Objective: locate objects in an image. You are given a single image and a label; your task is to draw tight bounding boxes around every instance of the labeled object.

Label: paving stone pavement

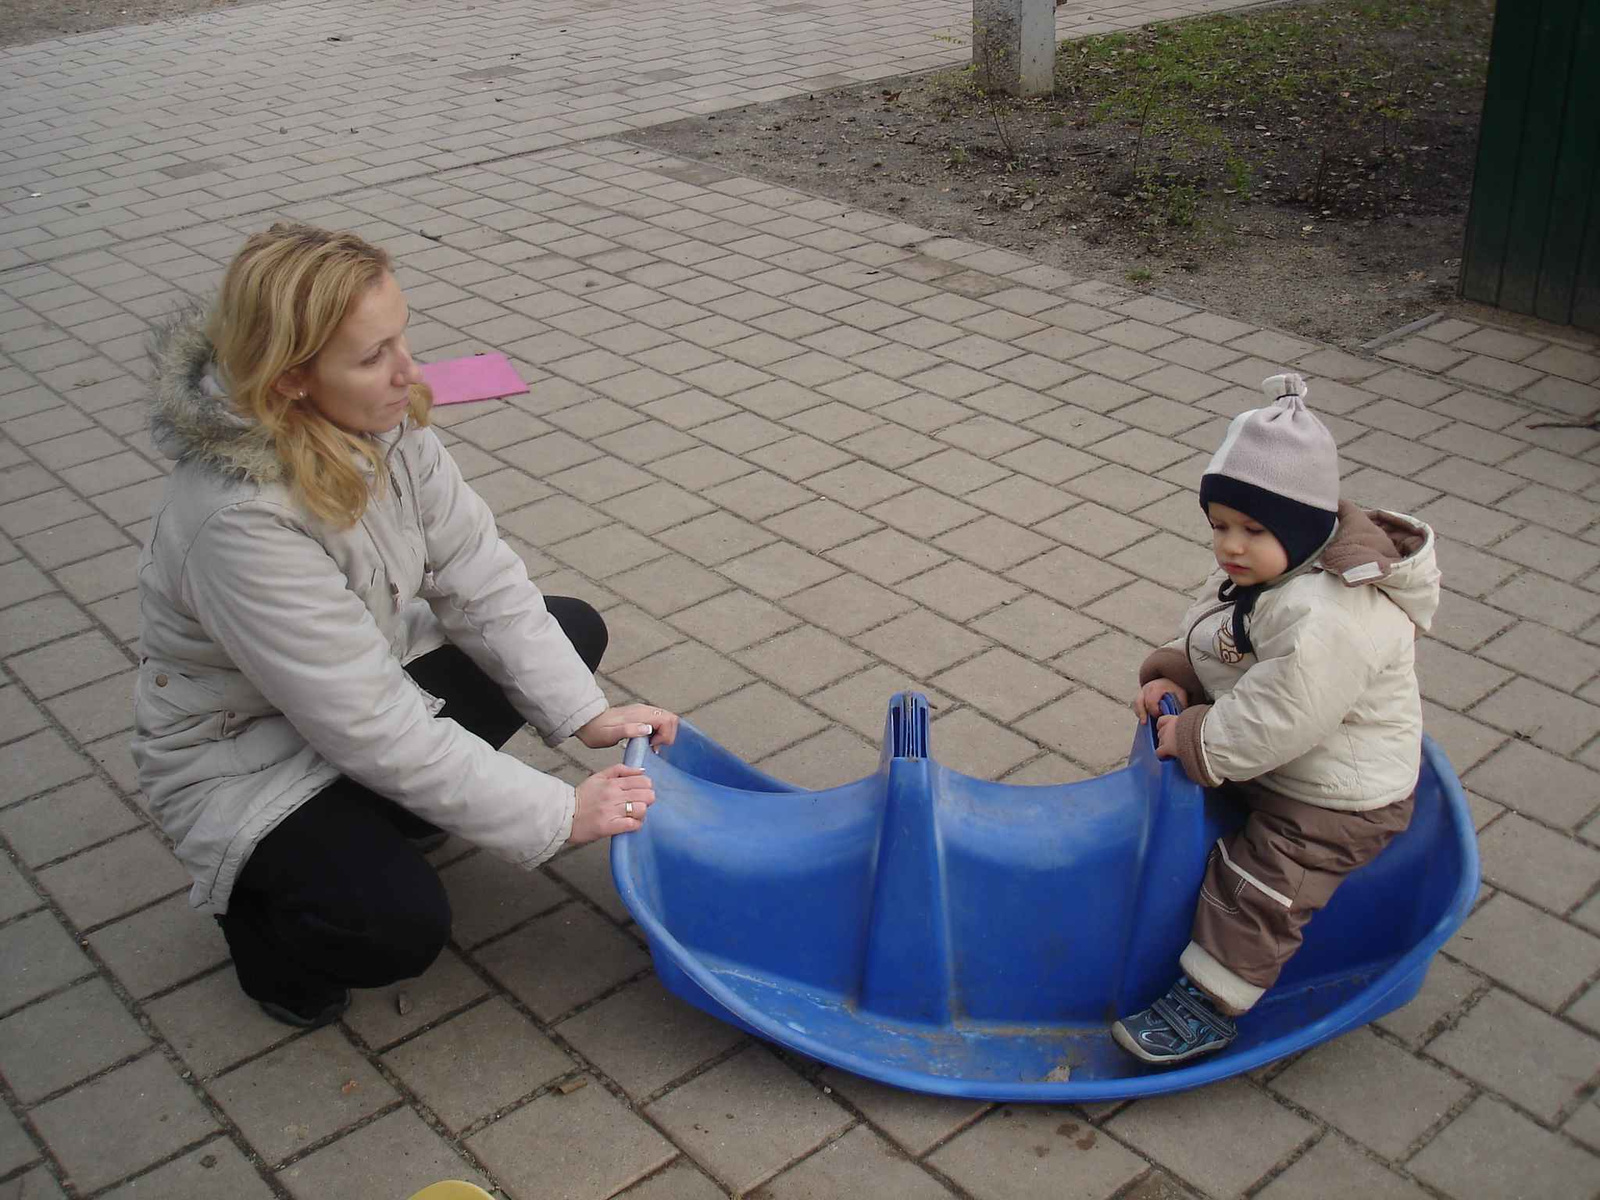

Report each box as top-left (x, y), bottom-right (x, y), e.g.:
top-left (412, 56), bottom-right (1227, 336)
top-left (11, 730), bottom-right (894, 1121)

top-left (3, 0), bottom-right (1600, 1198)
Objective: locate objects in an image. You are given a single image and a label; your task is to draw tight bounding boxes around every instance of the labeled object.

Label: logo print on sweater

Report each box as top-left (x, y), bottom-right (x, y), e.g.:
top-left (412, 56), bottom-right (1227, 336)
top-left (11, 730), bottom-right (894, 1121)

top-left (1214, 620), bottom-right (1245, 665)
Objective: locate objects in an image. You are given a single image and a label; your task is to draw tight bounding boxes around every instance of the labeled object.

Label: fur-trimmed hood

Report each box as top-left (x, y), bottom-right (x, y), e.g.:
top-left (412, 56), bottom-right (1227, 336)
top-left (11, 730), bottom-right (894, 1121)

top-left (148, 302), bottom-right (285, 485)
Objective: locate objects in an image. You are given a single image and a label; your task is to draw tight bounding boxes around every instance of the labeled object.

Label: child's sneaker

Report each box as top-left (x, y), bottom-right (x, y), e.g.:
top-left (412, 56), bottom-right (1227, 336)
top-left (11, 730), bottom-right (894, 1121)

top-left (1112, 976), bottom-right (1237, 1065)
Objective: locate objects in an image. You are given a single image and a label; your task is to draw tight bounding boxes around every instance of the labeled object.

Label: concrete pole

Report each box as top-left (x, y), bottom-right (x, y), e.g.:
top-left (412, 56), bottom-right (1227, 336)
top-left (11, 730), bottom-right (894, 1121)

top-left (972, 0), bottom-right (1055, 97)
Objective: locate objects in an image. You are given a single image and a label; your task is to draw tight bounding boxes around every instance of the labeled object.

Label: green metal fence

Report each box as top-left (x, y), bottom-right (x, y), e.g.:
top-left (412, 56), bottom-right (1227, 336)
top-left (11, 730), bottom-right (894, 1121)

top-left (1460, 0), bottom-right (1600, 332)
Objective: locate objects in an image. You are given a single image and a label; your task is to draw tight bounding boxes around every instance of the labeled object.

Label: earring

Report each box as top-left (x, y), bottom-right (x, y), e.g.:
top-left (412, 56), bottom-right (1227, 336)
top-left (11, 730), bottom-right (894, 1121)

top-left (296, 391), bottom-right (307, 400)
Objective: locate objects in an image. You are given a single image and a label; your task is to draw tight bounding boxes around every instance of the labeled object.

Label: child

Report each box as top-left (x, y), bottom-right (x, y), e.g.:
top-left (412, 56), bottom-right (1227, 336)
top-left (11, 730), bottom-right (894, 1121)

top-left (1112, 373), bottom-right (1440, 1065)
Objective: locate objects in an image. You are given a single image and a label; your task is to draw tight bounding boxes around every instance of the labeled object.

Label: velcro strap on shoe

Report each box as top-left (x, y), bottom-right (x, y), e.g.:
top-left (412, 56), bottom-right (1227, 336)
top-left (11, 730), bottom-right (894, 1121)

top-left (1151, 988), bottom-right (1235, 1042)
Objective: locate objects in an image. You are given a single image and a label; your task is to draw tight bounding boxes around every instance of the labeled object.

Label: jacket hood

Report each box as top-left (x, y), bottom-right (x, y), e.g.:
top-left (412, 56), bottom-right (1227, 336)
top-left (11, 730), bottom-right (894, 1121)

top-left (1319, 500), bottom-right (1440, 631)
top-left (148, 301), bottom-right (286, 485)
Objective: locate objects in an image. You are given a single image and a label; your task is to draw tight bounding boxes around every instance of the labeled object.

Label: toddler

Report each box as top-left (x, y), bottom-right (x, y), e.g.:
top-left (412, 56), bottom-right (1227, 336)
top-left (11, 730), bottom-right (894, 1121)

top-left (1112, 373), bottom-right (1441, 1065)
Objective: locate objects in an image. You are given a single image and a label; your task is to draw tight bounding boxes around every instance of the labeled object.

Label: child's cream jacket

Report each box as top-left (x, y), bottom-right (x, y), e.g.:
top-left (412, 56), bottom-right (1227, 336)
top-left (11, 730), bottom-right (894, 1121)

top-left (1139, 503), bottom-right (1440, 811)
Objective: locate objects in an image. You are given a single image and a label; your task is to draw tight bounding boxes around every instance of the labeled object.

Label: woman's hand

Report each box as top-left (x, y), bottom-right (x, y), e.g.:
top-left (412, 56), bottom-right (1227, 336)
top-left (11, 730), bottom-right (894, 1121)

top-left (576, 703), bottom-right (680, 751)
top-left (568, 764), bottom-right (655, 845)
top-left (1133, 678), bottom-right (1187, 724)
top-left (1155, 714), bottom-right (1179, 760)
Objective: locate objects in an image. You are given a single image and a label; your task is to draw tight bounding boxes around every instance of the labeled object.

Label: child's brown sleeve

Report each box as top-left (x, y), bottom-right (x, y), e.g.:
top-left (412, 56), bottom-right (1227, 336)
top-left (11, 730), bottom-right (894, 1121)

top-left (1138, 647), bottom-right (1205, 702)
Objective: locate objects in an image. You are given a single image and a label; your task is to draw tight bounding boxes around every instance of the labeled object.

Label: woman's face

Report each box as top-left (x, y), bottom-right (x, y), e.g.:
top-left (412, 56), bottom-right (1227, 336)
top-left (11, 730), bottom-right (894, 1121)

top-left (290, 272), bottom-right (422, 435)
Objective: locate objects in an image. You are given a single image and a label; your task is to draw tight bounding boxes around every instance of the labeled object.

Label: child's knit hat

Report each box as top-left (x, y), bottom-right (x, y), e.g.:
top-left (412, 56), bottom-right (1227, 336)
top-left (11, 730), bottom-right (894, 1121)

top-left (1199, 373), bottom-right (1340, 570)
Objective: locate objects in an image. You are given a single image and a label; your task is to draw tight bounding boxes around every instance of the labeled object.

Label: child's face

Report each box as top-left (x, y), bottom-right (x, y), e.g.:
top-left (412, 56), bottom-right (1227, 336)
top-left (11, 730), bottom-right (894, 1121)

top-left (1207, 503), bottom-right (1289, 587)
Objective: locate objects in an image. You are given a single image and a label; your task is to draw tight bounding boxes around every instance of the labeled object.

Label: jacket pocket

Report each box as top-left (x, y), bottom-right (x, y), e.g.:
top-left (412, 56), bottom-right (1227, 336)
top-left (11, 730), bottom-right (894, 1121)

top-left (136, 663), bottom-right (225, 742)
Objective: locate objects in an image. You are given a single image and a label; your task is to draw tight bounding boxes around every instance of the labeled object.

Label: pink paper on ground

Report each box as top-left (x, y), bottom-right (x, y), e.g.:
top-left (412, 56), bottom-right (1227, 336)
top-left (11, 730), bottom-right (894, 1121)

top-left (420, 353), bottom-right (528, 405)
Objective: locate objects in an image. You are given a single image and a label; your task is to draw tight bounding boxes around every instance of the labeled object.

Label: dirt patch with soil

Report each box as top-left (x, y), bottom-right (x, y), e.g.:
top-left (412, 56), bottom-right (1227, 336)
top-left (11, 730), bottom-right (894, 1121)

top-left (629, 0), bottom-right (1497, 350)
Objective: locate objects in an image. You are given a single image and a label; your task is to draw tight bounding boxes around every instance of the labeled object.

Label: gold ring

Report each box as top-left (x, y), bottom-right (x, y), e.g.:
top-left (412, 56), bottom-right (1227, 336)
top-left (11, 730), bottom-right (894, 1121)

top-left (625, 801), bottom-right (634, 816)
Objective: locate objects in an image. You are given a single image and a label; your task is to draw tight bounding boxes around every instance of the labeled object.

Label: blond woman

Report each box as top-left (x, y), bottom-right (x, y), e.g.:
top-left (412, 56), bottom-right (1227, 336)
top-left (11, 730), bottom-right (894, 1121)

top-left (133, 224), bottom-right (678, 1027)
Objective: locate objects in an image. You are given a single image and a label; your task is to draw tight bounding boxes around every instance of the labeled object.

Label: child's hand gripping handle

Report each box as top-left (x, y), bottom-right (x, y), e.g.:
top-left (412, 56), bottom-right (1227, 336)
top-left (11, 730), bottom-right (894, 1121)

top-left (1151, 693), bottom-right (1182, 752)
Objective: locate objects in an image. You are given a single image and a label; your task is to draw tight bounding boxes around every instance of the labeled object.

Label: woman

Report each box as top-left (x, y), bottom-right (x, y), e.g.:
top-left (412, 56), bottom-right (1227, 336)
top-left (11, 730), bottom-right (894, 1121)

top-left (133, 223), bottom-right (679, 1027)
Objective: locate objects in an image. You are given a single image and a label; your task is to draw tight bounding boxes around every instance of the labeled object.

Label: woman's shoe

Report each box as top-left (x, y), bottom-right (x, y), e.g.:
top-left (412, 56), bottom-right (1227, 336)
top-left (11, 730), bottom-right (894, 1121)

top-left (258, 988), bottom-right (352, 1029)
top-left (1112, 976), bottom-right (1237, 1065)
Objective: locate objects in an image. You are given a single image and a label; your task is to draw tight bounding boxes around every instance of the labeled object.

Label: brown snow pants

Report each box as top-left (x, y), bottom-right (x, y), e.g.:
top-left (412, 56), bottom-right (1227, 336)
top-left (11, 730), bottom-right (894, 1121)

top-left (1188, 781), bottom-right (1413, 1012)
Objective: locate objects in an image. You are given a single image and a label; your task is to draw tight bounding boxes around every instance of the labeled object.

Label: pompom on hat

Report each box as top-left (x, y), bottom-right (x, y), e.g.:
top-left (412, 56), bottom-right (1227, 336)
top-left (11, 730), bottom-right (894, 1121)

top-left (1198, 373), bottom-right (1340, 572)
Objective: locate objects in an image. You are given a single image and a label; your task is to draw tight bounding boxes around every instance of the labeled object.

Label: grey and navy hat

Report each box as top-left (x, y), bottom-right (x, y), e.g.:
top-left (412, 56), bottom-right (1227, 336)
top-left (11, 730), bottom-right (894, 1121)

top-left (1198, 373), bottom-right (1340, 571)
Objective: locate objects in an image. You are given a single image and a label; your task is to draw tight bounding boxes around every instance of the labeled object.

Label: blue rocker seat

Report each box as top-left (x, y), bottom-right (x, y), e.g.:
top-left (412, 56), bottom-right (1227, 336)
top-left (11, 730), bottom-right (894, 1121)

top-left (610, 693), bottom-right (1479, 1101)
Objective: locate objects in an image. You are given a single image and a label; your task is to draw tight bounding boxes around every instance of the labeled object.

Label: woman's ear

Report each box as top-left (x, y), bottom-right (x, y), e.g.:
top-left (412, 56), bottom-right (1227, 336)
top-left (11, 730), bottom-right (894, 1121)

top-left (273, 366), bottom-right (309, 402)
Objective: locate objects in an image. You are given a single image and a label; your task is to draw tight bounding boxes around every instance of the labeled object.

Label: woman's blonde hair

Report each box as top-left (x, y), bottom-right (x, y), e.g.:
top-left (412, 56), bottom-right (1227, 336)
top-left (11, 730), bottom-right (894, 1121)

top-left (209, 222), bottom-right (431, 527)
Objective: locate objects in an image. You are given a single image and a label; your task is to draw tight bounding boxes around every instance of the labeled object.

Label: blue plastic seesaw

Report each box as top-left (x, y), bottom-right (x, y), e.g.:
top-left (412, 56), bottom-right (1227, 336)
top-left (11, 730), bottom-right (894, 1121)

top-left (610, 693), bottom-right (1479, 1101)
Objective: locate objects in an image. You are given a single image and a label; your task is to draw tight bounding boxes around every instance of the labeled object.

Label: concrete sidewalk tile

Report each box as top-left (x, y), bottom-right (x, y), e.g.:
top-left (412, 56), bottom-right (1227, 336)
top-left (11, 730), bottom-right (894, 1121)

top-left (0, 976), bottom-right (149, 1104)
top-left (1420, 702), bottom-right (1506, 774)
top-left (614, 1160), bottom-right (724, 1200)
top-left (278, 1109), bottom-right (488, 1200)
top-left (439, 850), bottom-right (568, 949)
top-left (856, 608), bottom-right (987, 677)
top-left (647, 1045), bottom-right (851, 1194)
top-left (928, 706), bottom-right (1040, 779)
top-left (1466, 739), bottom-right (1600, 829)
top-left (209, 1028), bottom-right (401, 1164)
top-left (607, 554), bottom-right (732, 619)
top-left (1270, 1027), bottom-right (1468, 1159)
top-left (1256, 1135), bottom-right (1428, 1200)
top-left (477, 902), bottom-right (650, 1021)
top-left (1471, 676), bottom-right (1600, 755)
top-left (758, 1125), bottom-right (954, 1199)
top-left (546, 838), bottom-right (633, 925)
top-left (687, 682), bottom-right (829, 760)
top-left (1065, 464), bottom-right (1176, 512)
top-left (928, 1105), bottom-right (1145, 1200)
top-left (1017, 688), bottom-right (1142, 772)
top-left (1411, 1095), bottom-right (1598, 1200)
top-left (144, 970), bottom-right (297, 1080)
top-left (470, 1078), bottom-right (676, 1200)
top-left (1431, 987), bottom-right (1599, 1123)
top-left (736, 625), bottom-right (869, 695)
top-left (1447, 892), bottom-right (1600, 1011)
top-left (384, 997), bottom-right (574, 1131)
top-left (810, 665), bottom-right (951, 742)
top-left (973, 595), bottom-right (1105, 662)
top-left (1085, 578), bottom-right (1193, 646)
top-left (99, 1137), bottom-right (275, 1200)
top-left (556, 976), bottom-right (747, 1101)
top-left (0, 777), bottom-right (139, 866)
top-left (817, 1067), bottom-right (988, 1155)
top-left (931, 514), bottom-right (1054, 572)
top-left (901, 560), bottom-right (1024, 622)
top-left (1008, 545), bottom-right (1135, 609)
top-left (599, 480), bottom-right (715, 534)
top-left (7, 629), bottom-right (129, 699)
top-left (1415, 639), bottom-right (1513, 709)
top-left (87, 892), bottom-right (229, 999)
top-left (668, 589), bottom-right (798, 653)
top-left (1426, 590), bottom-right (1515, 654)
top-left (765, 497), bottom-right (882, 552)
top-left (30, 1054), bottom-right (216, 1193)
top-left (781, 568), bottom-right (918, 640)
top-left (1488, 571), bottom-right (1600, 634)
top-left (1374, 955), bottom-right (1484, 1046)
top-left (1106, 1078), bottom-right (1315, 1197)
top-left (34, 830), bottom-right (188, 930)
top-left (1034, 503), bottom-right (1146, 558)
top-left (933, 648), bottom-right (1071, 723)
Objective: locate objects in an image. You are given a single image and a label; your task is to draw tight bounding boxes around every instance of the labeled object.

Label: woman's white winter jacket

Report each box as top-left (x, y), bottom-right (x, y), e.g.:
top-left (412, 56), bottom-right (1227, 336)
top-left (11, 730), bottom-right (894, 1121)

top-left (133, 308), bottom-right (608, 914)
top-left (1140, 503), bottom-right (1441, 811)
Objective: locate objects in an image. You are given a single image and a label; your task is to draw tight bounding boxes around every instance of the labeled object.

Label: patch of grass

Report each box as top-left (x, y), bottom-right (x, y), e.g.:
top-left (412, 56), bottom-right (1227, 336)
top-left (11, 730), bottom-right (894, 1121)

top-left (1054, 0), bottom-right (1493, 225)
top-left (1126, 267), bottom-right (1154, 283)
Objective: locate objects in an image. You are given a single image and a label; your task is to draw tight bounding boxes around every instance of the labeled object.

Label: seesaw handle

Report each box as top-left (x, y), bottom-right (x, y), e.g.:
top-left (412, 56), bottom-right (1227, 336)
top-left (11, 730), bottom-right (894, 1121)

top-left (1149, 693), bottom-right (1182, 751)
top-left (623, 736), bottom-right (650, 769)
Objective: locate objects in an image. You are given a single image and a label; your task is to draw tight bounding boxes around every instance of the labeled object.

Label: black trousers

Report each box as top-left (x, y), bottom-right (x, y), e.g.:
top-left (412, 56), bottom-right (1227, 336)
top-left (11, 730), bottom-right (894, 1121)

top-left (217, 597), bottom-right (607, 1014)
